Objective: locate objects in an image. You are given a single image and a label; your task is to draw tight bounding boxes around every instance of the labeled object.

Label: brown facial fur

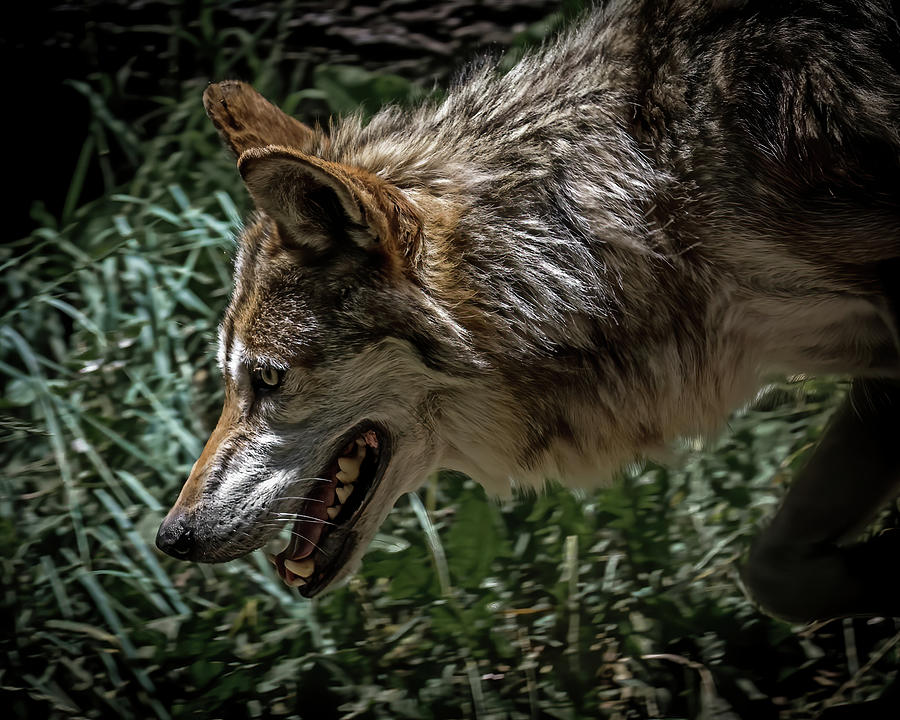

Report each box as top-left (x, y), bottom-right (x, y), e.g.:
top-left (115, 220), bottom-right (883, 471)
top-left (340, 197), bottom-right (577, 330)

top-left (170, 384), bottom-right (241, 513)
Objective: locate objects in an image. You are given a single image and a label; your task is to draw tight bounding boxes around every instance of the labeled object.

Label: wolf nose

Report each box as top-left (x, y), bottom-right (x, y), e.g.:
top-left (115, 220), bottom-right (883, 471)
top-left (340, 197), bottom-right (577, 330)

top-left (155, 513), bottom-right (197, 560)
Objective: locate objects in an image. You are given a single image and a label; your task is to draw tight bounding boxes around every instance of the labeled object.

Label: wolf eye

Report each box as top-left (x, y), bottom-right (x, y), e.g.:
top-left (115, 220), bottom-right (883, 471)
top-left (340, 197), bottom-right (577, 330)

top-left (251, 366), bottom-right (284, 391)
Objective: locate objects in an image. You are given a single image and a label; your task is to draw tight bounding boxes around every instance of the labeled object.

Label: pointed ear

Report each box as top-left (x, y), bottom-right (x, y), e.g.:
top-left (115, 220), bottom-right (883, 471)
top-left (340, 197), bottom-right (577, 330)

top-left (203, 81), bottom-right (325, 156)
top-left (237, 146), bottom-right (424, 271)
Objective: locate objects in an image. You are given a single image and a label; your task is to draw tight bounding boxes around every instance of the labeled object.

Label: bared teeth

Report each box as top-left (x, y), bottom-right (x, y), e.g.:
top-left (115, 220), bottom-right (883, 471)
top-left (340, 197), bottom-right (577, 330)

top-left (284, 557), bottom-right (315, 577)
top-left (337, 455), bottom-right (361, 482)
top-left (335, 484), bottom-right (353, 504)
top-left (355, 436), bottom-right (366, 447)
top-left (326, 505), bottom-right (340, 519)
top-left (287, 575), bottom-right (307, 587)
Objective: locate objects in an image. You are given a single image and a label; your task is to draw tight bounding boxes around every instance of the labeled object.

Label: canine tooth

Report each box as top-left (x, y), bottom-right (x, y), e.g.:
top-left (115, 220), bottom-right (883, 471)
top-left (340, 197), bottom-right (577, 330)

top-left (287, 575), bottom-right (307, 587)
top-left (335, 484), bottom-right (353, 504)
top-left (337, 455), bottom-right (360, 481)
top-left (355, 437), bottom-right (366, 447)
top-left (326, 505), bottom-right (340, 519)
top-left (267, 553), bottom-right (277, 565)
top-left (284, 558), bottom-right (315, 577)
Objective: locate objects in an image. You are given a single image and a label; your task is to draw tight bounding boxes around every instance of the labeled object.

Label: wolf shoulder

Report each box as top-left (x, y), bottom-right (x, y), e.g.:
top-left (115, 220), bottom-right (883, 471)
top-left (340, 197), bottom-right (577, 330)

top-left (591, 0), bottom-right (900, 375)
top-left (617, 0), bottom-right (900, 245)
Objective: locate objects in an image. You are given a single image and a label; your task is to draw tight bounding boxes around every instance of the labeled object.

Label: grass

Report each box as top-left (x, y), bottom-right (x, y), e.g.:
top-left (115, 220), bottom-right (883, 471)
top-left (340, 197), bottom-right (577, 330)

top-left (2, 3), bottom-right (898, 718)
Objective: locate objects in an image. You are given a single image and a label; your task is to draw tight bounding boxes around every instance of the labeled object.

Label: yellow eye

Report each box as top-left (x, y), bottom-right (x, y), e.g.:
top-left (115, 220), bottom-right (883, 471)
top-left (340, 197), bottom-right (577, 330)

top-left (252, 366), bottom-right (283, 389)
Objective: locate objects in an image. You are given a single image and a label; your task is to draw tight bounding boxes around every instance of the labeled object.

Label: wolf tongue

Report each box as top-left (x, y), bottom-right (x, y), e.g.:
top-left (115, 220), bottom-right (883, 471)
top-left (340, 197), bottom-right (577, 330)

top-left (287, 517), bottom-right (325, 560)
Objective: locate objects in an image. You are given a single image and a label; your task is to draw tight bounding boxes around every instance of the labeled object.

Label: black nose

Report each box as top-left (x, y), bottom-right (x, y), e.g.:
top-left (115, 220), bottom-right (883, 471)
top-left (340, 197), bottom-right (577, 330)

top-left (156, 513), bottom-right (197, 560)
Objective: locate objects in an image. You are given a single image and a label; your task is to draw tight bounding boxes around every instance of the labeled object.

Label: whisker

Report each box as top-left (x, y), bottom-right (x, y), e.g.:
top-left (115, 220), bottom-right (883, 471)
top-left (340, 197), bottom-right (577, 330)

top-left (272, 512), bottom-right (331, 524)
top-left (254, 522), bottom-right (286, 534)
top-left (283, 476), bottom-right (334, 486)
top-left (285, 529), bottom-right (330, 557)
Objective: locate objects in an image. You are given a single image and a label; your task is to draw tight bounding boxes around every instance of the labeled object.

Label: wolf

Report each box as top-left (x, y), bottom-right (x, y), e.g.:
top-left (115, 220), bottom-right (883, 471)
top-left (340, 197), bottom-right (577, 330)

top-left (156, 0), bottom-right (900, 623)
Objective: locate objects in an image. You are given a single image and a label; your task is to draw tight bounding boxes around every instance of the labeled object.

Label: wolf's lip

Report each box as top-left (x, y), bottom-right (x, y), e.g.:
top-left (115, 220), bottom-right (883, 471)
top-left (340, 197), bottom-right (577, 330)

top-left (270, 424), bottom-right (387, 592)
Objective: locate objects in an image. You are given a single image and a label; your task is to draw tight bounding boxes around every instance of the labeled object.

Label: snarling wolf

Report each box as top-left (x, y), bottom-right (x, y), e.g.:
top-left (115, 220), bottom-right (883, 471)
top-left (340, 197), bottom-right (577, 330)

top-left (157, 0), bottom-right (900, 622)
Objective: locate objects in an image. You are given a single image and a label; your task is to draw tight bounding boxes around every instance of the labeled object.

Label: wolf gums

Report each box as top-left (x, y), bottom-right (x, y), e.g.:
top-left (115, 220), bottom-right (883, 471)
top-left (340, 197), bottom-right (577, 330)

top-left (157, 0), bottom-right (900, 623)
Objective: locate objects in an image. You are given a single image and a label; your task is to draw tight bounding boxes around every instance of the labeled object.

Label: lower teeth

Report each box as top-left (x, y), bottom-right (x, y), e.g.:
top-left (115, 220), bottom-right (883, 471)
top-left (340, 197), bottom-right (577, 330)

top-left (285, 557), bottom-right (315, 577)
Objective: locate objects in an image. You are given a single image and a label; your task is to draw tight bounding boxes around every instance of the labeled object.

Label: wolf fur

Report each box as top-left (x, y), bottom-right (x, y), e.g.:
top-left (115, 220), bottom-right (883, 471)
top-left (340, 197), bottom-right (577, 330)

top-left (158, 0), bottom-right (900, 621)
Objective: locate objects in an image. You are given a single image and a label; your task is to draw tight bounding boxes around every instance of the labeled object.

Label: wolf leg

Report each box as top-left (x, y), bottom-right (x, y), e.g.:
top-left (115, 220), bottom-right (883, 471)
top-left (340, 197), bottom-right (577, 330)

top-left (742, 379), bottom-right (900, 622)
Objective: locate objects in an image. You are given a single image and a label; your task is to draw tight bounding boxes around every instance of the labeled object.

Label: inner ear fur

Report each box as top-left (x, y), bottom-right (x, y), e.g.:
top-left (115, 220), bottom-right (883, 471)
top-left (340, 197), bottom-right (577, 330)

top-left (238, 146), bottom-right (424, 272)
top-left (203, 81), bottom-right (324, 156)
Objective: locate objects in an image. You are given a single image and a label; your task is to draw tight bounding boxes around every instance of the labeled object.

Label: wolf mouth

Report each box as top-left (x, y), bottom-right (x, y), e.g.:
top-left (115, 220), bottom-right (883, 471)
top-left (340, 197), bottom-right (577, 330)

top-left (269, 424), bottom-right (388, 596)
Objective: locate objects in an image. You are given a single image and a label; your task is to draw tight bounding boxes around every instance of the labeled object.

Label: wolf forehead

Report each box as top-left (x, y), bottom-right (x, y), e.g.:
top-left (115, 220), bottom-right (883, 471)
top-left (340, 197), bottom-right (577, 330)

top-left (219, 213), bottom-right (431, 370)
top-left (220, 221), bottom-right (346, 363)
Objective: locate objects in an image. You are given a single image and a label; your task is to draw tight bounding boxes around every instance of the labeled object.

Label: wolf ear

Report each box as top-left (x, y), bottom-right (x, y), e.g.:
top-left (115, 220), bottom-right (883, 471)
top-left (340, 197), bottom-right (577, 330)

top-left (237, 146), bottom-right (424, 271)
top-left (203, 81), bottom-right (324, 156)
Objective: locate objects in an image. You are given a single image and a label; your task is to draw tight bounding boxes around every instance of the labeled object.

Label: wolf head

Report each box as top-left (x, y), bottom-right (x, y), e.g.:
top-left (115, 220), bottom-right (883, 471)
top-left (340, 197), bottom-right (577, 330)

top-left (155, 75), bottom-right (708, 596)
top-left (155, 81), bottom-right (486, 595)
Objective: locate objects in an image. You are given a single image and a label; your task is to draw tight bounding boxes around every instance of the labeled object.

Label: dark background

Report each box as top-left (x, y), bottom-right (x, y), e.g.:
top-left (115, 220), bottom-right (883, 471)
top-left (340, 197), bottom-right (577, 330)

top-left (5, 0), bottom-right (562, 241)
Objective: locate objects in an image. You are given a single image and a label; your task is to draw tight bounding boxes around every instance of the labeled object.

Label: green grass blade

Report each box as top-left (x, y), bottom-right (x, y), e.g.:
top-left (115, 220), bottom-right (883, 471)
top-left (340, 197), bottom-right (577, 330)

top-left (408, 490), bottom-right (452, 597)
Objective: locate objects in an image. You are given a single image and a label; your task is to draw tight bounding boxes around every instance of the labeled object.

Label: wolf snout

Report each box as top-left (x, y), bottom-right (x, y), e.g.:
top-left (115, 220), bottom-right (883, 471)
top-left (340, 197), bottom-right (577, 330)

top-left (156, 511), bottom-right (198, 560)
